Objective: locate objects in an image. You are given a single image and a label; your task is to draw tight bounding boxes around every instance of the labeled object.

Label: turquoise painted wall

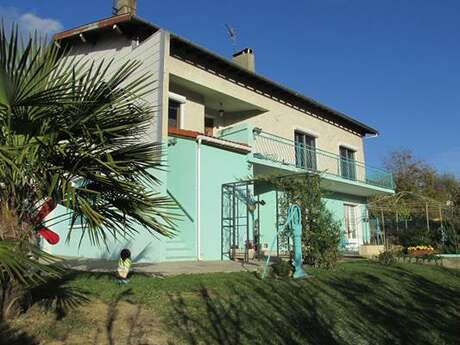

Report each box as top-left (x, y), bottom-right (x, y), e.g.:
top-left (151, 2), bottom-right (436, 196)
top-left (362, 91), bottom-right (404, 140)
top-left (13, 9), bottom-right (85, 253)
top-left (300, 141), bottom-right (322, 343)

top-left (43, 205), bottom-right (166, 262)
top-left (166, 137), bottom-right (197, 261)
top-left (167, 136), bottom-right (252, 261)
top-left (323, 192), bottom-right (370, 248)
top-left (42, 167), bottom-right (170, 263)
top-left (199, 141), bottom-right (252, 260)
top-left (41, 130), bottom-right (372, 263)
top-left (252, 183), bottom-right (370, 252)
top-left (254, 182), bottom-right (278, 252)
top-left (217, 123), bottom-right (254, 146)
top-left (41, 134), bottom-right (251, 263)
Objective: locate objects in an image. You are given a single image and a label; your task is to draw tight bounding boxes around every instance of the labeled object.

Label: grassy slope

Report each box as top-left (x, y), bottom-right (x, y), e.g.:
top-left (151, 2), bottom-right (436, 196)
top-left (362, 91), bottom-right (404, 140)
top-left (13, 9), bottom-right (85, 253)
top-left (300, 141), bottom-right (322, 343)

top-left (5, 261), bottom-right (460, 345)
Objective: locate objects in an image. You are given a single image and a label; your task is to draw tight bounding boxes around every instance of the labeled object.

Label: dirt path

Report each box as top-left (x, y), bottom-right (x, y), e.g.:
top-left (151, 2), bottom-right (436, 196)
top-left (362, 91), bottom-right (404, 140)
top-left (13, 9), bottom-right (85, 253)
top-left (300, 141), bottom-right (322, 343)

top-left (9, 299), bottom-right (174, 345)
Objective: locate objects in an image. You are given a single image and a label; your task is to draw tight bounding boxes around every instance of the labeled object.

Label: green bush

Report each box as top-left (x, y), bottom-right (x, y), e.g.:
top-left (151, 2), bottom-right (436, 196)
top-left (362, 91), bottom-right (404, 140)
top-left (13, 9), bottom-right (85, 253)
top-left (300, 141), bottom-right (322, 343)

top-left (399, 227), bottom-right (433, 247)
top-left (259, 174), bottom-right (341, 270)
top-left (441, 223), bottom-right (460, 254)
top-left (271, 260), bottom-right (292, 278)
top-left (378, 250), bottom-right (397, 265)
top-left (303, 203), bottom-right (342, 269)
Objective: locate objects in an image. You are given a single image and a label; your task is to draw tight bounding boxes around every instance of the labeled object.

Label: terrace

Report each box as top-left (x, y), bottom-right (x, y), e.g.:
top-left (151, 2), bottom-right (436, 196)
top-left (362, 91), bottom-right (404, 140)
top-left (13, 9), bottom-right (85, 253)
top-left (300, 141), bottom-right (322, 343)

top-left (218, 124), bottom-right (395, 195)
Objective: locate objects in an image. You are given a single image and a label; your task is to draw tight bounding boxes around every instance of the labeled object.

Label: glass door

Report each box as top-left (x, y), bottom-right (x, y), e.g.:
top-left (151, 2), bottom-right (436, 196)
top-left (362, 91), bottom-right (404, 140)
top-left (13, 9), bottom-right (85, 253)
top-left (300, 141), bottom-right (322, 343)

top-left (344, 204), bottom-right (358, 242)
top-left (340, 146), bottom-right (356, 180)
top-left (294, 131), bottom-right (317, 170)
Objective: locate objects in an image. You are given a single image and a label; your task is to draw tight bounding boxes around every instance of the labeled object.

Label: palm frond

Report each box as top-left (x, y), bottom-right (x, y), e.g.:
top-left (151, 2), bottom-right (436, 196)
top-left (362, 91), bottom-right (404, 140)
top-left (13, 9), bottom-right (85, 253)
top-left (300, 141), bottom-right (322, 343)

top-left (0, 21), bottom-right (179, 257)
top-left (0, 241), bottom-right (62, 285)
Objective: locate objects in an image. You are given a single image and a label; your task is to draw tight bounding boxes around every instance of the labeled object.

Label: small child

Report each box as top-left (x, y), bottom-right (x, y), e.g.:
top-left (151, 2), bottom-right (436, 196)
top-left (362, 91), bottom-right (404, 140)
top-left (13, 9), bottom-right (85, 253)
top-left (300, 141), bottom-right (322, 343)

top-left (117, 248), bottom-right (132, 284)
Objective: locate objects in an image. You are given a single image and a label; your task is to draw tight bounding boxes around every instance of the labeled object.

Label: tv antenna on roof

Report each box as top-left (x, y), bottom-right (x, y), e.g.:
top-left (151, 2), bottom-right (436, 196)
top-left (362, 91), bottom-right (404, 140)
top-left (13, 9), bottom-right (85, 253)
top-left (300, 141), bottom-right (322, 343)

top-left (225, 24), bottom-right (238, 52)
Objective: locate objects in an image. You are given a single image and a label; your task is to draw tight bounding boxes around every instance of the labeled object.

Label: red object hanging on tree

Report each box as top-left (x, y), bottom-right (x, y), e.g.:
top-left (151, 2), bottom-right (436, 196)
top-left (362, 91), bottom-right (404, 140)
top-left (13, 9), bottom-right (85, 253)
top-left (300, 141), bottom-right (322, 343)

top-left (38, 227), bottom-right (60, 245)
top-left (34, 198), bottom-right (60, 245)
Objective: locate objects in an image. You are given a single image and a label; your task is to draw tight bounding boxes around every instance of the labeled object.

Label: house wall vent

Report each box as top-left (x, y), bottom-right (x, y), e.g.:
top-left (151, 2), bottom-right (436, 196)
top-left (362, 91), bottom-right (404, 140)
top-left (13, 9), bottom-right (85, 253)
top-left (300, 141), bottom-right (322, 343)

top-left (232, 48), bottom-right (255, 72)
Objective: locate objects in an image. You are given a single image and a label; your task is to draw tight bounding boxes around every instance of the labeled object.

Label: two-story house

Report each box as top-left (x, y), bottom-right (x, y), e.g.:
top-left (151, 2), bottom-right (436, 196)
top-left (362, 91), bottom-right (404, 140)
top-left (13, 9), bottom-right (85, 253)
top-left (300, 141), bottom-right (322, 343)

top-left (45, 1), bottom-right (394, 262)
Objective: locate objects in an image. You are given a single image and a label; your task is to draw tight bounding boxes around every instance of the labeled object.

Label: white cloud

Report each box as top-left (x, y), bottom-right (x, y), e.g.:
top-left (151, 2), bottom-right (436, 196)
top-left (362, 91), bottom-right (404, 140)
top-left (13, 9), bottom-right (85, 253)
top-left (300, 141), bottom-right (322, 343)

top-left (0, 6), bottom-right (63, 37)
top-left (19, 13), bottom-right (63, 36)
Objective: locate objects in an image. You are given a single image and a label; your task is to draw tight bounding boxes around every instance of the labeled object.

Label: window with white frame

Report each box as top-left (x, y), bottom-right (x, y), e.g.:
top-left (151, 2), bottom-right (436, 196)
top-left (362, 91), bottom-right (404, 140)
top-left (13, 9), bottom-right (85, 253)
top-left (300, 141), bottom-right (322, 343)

top-left (168, 92), bottom-right (186, 129)
top-left (168, 99), bottom-right (181, 129)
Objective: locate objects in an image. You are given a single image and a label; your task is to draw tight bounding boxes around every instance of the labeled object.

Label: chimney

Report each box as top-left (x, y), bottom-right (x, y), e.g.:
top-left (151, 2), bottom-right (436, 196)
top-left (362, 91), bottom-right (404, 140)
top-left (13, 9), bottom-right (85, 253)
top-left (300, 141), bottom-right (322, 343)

top-left (232, 48), bottom-right (255, 72)
top-left (113, 0), bottom-right (137, 16)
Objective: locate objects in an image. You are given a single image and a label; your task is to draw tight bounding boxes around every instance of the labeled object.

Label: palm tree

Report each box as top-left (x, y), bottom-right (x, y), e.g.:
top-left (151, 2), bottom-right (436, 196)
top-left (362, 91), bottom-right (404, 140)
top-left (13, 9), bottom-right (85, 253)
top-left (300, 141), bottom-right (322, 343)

top-left (0, 25), bottom-right (177, 317)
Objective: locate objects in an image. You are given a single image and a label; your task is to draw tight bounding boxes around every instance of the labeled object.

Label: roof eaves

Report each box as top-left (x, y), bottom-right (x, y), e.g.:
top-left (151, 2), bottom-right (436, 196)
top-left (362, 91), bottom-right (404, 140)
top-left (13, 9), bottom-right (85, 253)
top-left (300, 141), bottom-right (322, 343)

top-left (53, 14), bottom-right (159, 42)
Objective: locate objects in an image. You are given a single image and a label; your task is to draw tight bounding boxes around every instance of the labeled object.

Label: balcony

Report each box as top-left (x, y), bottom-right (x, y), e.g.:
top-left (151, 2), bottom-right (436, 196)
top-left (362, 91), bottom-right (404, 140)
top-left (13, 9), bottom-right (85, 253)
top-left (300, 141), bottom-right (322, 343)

top-left (251, 130), bottom-right (395, 191)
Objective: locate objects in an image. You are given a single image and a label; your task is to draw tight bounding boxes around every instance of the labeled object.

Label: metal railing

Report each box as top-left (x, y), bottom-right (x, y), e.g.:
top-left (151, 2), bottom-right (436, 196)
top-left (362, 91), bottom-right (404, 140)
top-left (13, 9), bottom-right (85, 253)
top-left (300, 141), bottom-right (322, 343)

top-left (252, 131), bottom-right (394, 190)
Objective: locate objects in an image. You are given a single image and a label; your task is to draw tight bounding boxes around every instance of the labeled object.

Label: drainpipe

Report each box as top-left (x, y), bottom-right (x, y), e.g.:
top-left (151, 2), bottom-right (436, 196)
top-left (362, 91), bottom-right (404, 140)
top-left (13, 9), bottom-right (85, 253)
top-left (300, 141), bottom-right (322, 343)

top-left (195, 135), bottom-right (205, 261)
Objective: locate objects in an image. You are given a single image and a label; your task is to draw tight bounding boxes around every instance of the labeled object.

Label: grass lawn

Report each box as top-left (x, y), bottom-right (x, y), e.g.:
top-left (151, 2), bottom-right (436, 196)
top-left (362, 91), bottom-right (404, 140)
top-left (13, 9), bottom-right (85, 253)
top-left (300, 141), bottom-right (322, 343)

top-left (2, 261), bottom-right (459, 345)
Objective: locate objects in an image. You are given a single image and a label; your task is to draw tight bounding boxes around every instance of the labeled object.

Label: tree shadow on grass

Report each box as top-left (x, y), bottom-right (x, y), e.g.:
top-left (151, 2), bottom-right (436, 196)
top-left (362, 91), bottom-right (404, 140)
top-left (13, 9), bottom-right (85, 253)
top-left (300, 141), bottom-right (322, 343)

top-left (167, 278), bottom-right (342, 345)
top-left (0, 271), bottom-right (90, 345)
top-left (166, 263), bottom-right (460, 345)
top-left (29, 271), bottom-right (90, 320)
top-left (0, 321), bottom-right (39, 345)
top-left (100, 287), bottom-right (167, 345)
top-left (303, 263), bottom-right (460, 345)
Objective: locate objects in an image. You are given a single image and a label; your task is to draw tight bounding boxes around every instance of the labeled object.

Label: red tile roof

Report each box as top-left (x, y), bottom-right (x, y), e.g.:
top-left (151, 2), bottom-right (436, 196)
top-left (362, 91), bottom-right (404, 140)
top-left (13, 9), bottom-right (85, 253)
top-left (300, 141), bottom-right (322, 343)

top-left (168, 128), bottom-right (251, 154)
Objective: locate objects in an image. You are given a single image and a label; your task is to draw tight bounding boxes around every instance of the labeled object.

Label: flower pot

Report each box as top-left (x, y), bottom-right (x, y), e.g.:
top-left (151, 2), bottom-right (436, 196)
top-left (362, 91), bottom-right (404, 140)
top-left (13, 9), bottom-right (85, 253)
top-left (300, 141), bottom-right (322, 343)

top-left (409, 250), bottom-right (433, 257)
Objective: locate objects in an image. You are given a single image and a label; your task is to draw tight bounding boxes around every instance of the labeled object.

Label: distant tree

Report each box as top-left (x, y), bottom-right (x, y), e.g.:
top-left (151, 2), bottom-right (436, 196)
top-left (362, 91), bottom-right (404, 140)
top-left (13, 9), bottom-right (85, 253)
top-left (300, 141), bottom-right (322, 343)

top-left (384, 149), bottom-right (460, 204)
top-left (436, 173), bottom-right (460, 206)
top-left (384, 149), bottom-right (460, 250)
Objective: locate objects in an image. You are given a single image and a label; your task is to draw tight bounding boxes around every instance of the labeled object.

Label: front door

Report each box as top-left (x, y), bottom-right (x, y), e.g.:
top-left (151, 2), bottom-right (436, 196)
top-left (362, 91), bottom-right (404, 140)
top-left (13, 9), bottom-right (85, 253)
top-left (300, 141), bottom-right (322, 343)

top-left (344, 204), bottom-right (360, 249)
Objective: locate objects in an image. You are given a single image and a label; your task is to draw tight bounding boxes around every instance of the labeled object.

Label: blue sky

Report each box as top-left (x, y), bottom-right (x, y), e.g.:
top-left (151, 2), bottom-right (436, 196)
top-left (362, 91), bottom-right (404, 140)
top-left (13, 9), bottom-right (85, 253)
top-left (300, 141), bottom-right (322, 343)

top-left (2, 0), bottom-right (460, 175)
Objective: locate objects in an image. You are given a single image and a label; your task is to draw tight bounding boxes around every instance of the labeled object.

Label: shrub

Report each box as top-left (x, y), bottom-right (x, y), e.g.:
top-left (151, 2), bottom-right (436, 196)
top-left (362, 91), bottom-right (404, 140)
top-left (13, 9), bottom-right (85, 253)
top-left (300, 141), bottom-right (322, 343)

top-left (378, 250), bottom-right (397, 265)
top-left (258, 173), bottom-right (341, 270)
top-left (399, 227), bottom-right (433, 247)
top-left (303, 203), bottom-right (342, 269)
top-left (271, 260), bottom-right (292, 278)
top-left (441, 223), bottom-right (459, 254)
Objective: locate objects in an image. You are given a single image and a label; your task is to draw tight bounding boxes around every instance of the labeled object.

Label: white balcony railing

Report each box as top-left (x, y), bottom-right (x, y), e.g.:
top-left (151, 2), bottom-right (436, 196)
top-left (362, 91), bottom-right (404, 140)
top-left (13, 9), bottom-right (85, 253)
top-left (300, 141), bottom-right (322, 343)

top-left (252, 130), bottom-right (395, 190)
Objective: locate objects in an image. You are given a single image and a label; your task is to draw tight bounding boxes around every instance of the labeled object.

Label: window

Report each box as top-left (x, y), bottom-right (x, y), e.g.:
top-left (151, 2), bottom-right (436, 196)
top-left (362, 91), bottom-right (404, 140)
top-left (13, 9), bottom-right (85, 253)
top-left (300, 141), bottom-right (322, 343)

top-left (168, 99), bottom-right (181, 128)
top-left (294, 131), bottom-right (316, 170)
top-left (344, 204), bottom-right (357, 240)
top-left (340, 146), bottom-right (356, 180)
top-left (205, 117), bottom-right (215, 136)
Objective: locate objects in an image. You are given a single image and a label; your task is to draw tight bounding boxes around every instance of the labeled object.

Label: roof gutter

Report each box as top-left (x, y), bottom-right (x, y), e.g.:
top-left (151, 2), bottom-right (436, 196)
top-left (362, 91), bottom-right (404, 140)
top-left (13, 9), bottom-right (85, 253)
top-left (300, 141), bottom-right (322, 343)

top-left (365, 133), bottom-right (379, 139)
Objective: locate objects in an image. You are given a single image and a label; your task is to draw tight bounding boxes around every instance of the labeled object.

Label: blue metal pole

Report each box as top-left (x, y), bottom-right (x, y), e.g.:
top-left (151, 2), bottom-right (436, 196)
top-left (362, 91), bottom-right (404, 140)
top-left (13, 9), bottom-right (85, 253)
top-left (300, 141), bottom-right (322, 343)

top-left (291, 205), bottom-right (307, 279)
top-left (262, 204), bottom-right (307, 279)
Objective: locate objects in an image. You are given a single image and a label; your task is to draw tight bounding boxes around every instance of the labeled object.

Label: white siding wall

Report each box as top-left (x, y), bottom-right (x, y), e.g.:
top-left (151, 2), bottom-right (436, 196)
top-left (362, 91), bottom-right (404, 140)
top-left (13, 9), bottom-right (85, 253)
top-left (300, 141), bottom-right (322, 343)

top-left (64, 31), bottom-right (164, 142)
